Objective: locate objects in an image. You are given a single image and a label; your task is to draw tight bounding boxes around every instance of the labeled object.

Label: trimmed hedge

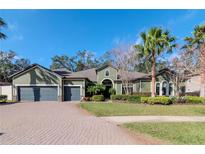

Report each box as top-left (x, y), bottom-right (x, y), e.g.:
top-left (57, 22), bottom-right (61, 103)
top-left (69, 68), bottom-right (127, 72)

top-left (140, 97), bottom-right (149, 104)
top-left (92, 95), bottom-right (105, 101)
top-left (111, 94), bottom-right (205, 105)
top-left (127, 95), bottom-right (141, 102)
top-left (185, 96), bottom-right (205, 104)
top-left (110, 95), bottom-right (140, 102)
top-left (0, 95), bottom-right (7, 102)
top-left (140, 96), bottom-right (171, 105)
top-left (110, 95), bottom-right (129, 101)
top-left (0, 100), bottom-right (17, 104)
top-left (132, 92), bottom-right (151, 97)
top-left (147, 96), bottom-right (171, 105)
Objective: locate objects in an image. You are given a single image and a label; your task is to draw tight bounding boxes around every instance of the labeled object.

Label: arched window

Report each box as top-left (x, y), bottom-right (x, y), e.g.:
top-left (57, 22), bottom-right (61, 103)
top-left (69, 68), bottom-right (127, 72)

top-left (156, 82), bottom-right (160, 96)
top-left (169, 83), bottom-right (174, 96)
top-left (105, 70), bottom-right (109, 77)
top-left (162, 81), bottom-right (168, 96)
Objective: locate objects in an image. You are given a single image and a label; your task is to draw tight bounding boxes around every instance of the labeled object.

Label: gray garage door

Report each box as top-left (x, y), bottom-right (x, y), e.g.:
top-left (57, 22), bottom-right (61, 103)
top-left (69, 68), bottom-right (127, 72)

top-left (18, 86), bottom-right (58, 102)
top-left (64, 86), bottom-right (80, 101)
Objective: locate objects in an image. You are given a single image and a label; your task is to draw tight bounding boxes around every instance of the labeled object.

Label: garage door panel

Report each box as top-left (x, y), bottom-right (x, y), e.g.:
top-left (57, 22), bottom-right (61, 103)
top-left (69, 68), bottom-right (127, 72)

top-left (39, 87), bottom-right (58, 101)
top-left (18, 86), bottom-right (58, 102)
top-left (64, 86), bottom-right (80, 101)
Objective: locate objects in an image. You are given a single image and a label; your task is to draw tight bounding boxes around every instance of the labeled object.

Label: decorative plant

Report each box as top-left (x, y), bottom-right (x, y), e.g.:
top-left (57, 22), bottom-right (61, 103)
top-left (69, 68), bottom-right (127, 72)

top-left (109, 88), bottom-right (116, 95)
top-left (87, 84), bottom-right (105, 95)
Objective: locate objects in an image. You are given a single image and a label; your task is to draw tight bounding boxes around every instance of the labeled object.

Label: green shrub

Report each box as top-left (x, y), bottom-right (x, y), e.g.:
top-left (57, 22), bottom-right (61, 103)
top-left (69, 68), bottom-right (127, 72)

top-left (127, 95), bottom-right (141, 102)
top-left (0, 95), bottom-right (7, 102)
top-left (109, 88), bottom-right (116, 95)
top-left (110, 95), bottom-right (140, 103)
top-left (146, 96), bottom-right (171, 105)
top-left (140, 96), bottom-right (170, 105)
top-left (132, 92), bottom-right (151, 97)
top-left (110, 95), bottom-right (129, 101)
top-left (170, 96), bottom-right (186, 104)
top-left (185, 96), bottom-right (205, 104)
top-left (141, 97), bottom-right (149, 103)
top-left (0, 100), bottom-right (17, 104)
top-left (87, 84), bottom-right (105, 95)
top-left (92, 95), bottom-right (105, 101)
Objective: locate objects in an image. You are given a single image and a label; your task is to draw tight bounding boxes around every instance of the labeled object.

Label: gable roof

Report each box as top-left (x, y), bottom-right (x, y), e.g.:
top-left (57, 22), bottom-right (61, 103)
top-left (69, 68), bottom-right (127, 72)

top-left (9, 63), bottom-right (62, 79)
top-left (9, 63), bottom-right (150, 82)
top-left (95, 63), bottom-right (117, 72)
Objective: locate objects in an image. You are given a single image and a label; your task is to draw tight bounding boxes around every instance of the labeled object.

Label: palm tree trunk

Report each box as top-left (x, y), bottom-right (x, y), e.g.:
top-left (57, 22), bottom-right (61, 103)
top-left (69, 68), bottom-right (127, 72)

top-left (200, 44), bottom-right (205, 96)
top-left (151, 52), bottom-right (156, 97)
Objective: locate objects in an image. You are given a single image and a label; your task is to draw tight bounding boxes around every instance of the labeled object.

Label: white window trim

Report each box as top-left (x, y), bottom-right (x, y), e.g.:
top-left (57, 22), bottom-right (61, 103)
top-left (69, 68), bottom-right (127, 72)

top-left (101, 78), bottom-right (114, 86)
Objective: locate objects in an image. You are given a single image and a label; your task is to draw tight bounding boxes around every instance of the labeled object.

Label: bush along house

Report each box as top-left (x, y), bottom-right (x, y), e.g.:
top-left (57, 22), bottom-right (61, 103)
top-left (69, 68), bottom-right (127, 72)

top-left (7, 63), bottom-right (188, 102)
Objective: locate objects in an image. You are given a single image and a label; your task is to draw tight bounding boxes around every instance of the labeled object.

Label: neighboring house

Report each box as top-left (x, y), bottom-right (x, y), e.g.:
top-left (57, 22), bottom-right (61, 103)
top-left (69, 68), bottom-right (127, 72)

top-left (0, 81), bottom-right (12, 100)
top-left (9, 63), bottom-right (178, 102)
top-left (185, 73), bottom-right (201, 93)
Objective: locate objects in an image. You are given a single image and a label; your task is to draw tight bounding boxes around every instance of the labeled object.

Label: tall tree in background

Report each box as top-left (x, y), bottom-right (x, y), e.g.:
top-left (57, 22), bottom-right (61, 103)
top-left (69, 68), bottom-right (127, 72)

top-left (50, 50), bottom-right (101, 72)
top-left (183, 24), bottom-right (205, 96)
top-left (0, 51), bottom-right (31, 81)
top-left (135, 27), bottom-right (177, 97)
top-left (50, 55), bottom-right (76, 71)
top-left (0, 17), bottom-right (7, 40)
top-left (110, 45), bottom-right (136, 94)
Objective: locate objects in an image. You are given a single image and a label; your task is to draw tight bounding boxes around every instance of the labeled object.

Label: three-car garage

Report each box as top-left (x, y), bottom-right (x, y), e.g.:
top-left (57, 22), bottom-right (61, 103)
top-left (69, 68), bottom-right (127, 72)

top-left (11, 64), bottom-right (84, 102)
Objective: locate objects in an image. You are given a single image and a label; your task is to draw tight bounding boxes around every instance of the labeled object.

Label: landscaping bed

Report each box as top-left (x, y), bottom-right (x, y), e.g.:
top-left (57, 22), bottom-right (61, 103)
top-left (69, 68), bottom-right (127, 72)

top-left (0, 95), bottom-right (17, 105)
top-left (123, 122), bottom-right (205, 144)
top-left (79, 103), bottom-right (205, 116)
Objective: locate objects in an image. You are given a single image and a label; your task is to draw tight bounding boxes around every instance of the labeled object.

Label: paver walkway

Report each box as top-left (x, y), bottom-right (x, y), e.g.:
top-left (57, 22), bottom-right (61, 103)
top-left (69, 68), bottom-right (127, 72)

top-left (102, 116), bottom-right (205, 124)
top-left (0, 102), bottom-right (161, 145)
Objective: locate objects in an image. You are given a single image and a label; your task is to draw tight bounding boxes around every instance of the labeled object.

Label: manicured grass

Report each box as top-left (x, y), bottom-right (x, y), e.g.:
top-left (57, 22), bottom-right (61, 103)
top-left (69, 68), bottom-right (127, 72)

top-left (79, 103), bottom-right (205, 116)
top-left (123, 122), bottom-right (205, 144)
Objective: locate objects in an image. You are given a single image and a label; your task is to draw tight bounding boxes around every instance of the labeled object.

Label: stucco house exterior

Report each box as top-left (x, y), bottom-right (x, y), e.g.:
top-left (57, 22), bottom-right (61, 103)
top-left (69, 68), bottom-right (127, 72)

top-left (8, 63), bottom-right (179, 102)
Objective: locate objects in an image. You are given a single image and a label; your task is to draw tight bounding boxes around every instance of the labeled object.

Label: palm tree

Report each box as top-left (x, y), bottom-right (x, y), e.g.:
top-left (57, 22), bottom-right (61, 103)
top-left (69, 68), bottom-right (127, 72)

top-left (135, 27), bottom-right (177, 97)
top-left (0, 17), bottom-right (7, 40)
top-left (183, 24), bottom-right (205, 96)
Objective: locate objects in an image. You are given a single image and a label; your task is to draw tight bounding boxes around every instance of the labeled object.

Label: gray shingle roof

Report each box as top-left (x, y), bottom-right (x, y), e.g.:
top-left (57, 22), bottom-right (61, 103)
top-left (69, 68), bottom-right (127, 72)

top-left (117, 70), bottom-right (148, 81)
top-left (64, 68), bottom-right (97, 81)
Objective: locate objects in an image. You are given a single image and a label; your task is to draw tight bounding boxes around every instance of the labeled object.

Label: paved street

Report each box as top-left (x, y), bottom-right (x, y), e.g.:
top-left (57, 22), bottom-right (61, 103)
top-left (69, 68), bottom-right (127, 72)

top-left (0, 102), bottom-right (160, 145)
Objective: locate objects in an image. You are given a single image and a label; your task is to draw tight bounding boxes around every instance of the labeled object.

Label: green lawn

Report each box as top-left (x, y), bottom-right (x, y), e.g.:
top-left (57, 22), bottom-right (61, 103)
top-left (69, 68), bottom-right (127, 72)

top-left (123, 122), bottom-right (205, 144)
top-left (79, 103), bottom-right (205, 116)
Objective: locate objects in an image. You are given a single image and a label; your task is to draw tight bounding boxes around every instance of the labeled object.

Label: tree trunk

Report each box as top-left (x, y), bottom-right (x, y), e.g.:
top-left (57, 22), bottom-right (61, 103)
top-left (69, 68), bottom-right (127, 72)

top-left (151, 52), bottom-right (156, 97)
top-left (200, 44), bottom-right (205, 96)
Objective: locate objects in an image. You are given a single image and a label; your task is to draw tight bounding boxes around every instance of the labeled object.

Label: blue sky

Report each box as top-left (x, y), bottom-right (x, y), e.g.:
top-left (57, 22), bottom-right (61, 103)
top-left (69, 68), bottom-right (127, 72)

top-left (0, 9), bottom-right (205, 67)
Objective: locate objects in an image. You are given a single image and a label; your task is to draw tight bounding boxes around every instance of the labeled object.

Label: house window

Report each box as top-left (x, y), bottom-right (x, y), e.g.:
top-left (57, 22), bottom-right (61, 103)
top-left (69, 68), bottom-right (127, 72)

top-left (156, 83), bottom-right (160, 96)
top-left (105, 70), bottom-right (109, 77)
top-left (169, 83), bottom-right (173, 96)
top-left (162, 81), bottom-right (168, 96)
top-left (122, 83), bottom-right (133, 94)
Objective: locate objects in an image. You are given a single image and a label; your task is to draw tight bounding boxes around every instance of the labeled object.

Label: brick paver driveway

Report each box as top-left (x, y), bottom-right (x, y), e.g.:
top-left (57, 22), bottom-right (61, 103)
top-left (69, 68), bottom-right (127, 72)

top-left (0, 102), bottom-right (157, 145)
